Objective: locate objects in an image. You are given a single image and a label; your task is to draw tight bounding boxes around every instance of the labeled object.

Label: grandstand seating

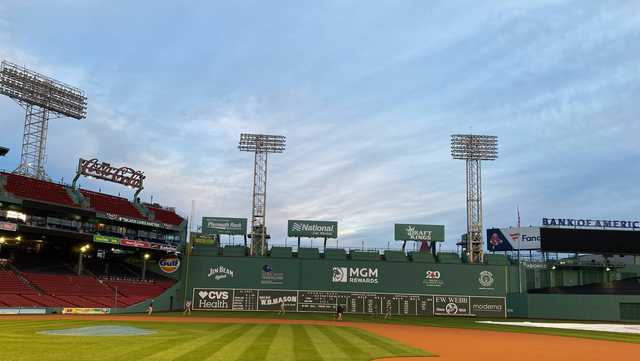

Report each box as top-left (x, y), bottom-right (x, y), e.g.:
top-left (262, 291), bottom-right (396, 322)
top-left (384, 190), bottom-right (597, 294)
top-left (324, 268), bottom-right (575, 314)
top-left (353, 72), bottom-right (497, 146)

top-left (437, 252), bottom-right (462, 264)
top-left (23, 273), bottom-right (113, 297)
top-left (147, 205), bottom-right (183, 225)
top-left (350, 250), bottom-right (381, 261)
top-left (410, 252), bottom-right (437, 263)
top-left (2, 173), bottom-right (77, 207)
top-left (384, 250), bottom-right (408, 262)
top-left (0, 294), bottom-right (42, 307)
top-left (324, 248), bottom-right (347, 260)
top-left (192, 245), bottom-right (220, 257)
top-left (270, 247), bottom-right (292, 258)
top-left (0, 270), bottom-right (36, 294)
top-left (80, 189), bottom-right (146, 219)
top-left (104, 280), bottom-right (171, 298)
top-left (297, 247), bottom-right (320, 259)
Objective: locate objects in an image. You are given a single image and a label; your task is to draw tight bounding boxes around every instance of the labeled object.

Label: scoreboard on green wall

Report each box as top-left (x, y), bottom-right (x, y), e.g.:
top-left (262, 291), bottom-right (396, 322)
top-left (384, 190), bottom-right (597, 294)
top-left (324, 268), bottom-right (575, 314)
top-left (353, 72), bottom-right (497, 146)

top-left (192, 287), bottom-right (506, 318)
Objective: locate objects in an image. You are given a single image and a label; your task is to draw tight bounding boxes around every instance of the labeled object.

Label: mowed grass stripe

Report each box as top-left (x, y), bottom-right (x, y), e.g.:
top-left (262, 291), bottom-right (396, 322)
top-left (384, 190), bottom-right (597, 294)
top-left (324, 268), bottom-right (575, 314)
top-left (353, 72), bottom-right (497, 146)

top-left (203, 324), bottom-right (268, 361)
top-left (140, 324), bottom-right (239, 361)
top-left (315, 326), bottom-right (371, 360)
top-left (179, 324), bottom-right (255, 361)
top-left (292, 325), bottom-right (325, 361)
top-left (112, 333), bottom-right (194, 361)
top-left (347, 327), bottom-right (422, 355)
top-left (236, 325), bottom-right (280, 361)
top-left (264, 324), bottom-right (294, 361)
top-left (332, 327), bottom-right (396, 357)
top-left (305, 325), bottom-right (350, 361)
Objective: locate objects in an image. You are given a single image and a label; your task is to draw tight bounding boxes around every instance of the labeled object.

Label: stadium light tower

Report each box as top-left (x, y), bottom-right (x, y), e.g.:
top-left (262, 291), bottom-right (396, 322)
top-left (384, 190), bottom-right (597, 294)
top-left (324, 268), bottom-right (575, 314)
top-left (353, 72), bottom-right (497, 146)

top-left (239, 133), bottom-right (286, 256)
top-left (451, 134), bottom-right (498, 264)
top-left (0, 60), bottom-right (87, 180)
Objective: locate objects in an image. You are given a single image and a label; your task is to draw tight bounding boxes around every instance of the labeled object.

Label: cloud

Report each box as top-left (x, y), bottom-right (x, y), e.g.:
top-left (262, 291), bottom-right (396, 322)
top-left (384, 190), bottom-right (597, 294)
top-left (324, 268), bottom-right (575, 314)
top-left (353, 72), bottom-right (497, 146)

top-left (1, 1), bottom-right (640, 252)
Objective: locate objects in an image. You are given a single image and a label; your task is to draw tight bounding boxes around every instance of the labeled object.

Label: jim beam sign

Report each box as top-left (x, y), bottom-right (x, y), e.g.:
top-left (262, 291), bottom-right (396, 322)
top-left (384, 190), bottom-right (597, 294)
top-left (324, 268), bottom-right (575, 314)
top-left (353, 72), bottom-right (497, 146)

top-left (394, 224), bottom-right (445, 242)
top-left (287, 220), bottom-right (338, 238)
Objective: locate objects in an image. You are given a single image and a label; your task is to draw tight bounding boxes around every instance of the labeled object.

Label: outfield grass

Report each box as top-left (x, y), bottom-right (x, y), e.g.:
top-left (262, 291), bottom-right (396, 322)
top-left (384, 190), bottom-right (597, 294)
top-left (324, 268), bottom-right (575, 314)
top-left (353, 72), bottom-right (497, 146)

top-left (0, 319), bottom-right (431, 361)
top-left (153, 311), bottom-right (640, 344)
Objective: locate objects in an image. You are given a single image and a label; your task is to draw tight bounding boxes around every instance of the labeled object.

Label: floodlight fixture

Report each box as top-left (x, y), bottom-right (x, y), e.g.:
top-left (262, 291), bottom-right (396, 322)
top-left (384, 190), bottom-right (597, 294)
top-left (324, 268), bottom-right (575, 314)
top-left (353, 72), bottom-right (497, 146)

top-left (72, 158), bottom-right (145, 200)
top-left (0, 146), bottom-right (8, 156)
top-left (238, 133), bottom-right (286, 256)
top-left (451, 134), bottom-right (498, 160)
top-left (450, 134), bottom-right (499, 264)
top-left (0, 60), bottom-right (87, 179)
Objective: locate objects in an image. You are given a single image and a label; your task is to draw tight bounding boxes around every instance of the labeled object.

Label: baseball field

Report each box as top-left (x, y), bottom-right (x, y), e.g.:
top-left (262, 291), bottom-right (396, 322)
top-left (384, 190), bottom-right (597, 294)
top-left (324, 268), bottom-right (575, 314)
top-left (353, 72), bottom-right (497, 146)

top-left (2, 313), bottom-right (640, 361)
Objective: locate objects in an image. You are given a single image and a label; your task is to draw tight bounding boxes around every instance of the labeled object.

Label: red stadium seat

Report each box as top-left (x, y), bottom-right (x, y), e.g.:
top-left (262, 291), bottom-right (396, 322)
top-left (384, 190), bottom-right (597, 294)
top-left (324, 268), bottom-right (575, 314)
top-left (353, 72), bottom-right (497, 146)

top-left (2, 173), bottom-right (77, 207)
top-left (80, 190), bottom-right (146, 220)
top-left (147, 205), bottom-right (183, 226)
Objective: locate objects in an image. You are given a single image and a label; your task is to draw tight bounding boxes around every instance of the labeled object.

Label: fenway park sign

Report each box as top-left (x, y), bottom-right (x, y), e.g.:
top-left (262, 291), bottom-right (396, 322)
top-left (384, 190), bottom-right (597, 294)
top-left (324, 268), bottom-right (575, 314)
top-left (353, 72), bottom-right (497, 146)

top-left (543, 218), bottom-right (640, 230)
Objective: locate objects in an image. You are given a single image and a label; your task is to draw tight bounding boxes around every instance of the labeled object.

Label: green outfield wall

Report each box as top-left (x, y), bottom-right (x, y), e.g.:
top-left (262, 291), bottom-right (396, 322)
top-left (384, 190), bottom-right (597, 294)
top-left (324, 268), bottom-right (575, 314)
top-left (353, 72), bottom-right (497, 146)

top-left (184, 255), bottom-right (509, 317)
top-left (508, 293), bottom-right (640, 321)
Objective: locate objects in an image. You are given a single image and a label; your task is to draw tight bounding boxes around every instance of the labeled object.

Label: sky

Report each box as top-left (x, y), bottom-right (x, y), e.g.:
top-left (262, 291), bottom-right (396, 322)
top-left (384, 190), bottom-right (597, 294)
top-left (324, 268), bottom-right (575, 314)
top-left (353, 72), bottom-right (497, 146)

top-left (1, 1), bottom-right (639, 251)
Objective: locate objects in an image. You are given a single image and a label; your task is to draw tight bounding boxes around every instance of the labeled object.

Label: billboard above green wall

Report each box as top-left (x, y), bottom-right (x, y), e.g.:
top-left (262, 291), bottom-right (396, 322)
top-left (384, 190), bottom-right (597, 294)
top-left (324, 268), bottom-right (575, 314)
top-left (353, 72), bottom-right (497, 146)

top-left (287, 220), bottom-right (338, 238)
top-left (394, 224), bottom-right (445, 241)
top-left (202, 217), bottom-right (247, 235)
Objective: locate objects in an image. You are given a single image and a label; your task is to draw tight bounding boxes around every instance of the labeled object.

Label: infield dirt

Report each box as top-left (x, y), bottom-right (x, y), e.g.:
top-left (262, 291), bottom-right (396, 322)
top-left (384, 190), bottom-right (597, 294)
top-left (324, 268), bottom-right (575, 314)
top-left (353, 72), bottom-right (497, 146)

top-left (3, 315), bottom-right (640, 361)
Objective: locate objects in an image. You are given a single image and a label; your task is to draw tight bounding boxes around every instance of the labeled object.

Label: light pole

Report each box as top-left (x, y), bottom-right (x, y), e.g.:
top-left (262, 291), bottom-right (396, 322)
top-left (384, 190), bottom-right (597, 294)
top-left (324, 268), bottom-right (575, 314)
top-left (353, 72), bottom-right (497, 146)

top-left (0, 237), bottom-right (5, 254)
top-left (451, 134), bottom-right (498, 264)
top-left (142, 253), bottom-right (150, 280)
top-left (77, 244), bottom-right (90, 275)
top-left (238, 133), bottom-right (286, 256)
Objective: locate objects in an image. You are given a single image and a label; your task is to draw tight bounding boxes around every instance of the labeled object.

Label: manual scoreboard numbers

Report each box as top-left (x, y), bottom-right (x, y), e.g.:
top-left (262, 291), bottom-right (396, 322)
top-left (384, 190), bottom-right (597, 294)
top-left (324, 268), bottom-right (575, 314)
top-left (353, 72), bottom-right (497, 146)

top-left (192, 288), bottom-right (505, 317)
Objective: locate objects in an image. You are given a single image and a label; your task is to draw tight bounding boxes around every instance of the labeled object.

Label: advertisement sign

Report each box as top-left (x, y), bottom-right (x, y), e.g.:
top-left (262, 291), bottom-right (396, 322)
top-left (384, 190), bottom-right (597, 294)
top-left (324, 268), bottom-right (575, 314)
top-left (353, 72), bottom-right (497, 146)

top-left (486, 227), bottom-right (540, 251)
top-left (331, 266), bottom-right (379, 284)
top-left (193, 288), bottom-right (234, 310)
top-left (434, 295), bottom-right (471, 316)
top-left (119, 238), bottom-right (177, 253)
top-left (260, 264), bottom-right (285, 285)
top-left (202, 217), bottom-right (247, 236)
top-left (0, 308), bottom-right (47, 315)
top-left (208, 265), bottom-right (236, 280)
top-left (103, 213), bottom-right (173, 229)
top-left (94, 235), bottom-right (177, 252)
top-left (257, 290), bottom-right (298, 311)
top-left (470, 297), bottom-right (506, 317)
top-left (93, 235), bottom-right (120, 245)
top-left (394, 224), bottom-right (445, 242)
top-left (542, 217), bottom-right (640, 230)
top-left (287, 220), bottom-right (338, 238)
top-left (158, 257), bottom-right (180, 273)
top-left (62, 308), bottom-right (110, 315)
top-left (0, 221), bottom-right (17, 232)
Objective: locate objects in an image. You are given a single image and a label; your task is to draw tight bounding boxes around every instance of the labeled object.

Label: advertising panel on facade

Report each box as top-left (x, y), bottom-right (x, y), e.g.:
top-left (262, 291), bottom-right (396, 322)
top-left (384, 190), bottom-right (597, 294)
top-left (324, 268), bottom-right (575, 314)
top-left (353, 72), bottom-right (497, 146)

top-left (202, 217), bottom-right (247, 236)
top-left (287, 220), bottom-right (338, 238)
top-left (486, 227), bottom-right (540, 251)
top-left (394, 224), bottom-right (445, 242)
